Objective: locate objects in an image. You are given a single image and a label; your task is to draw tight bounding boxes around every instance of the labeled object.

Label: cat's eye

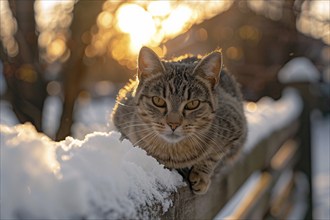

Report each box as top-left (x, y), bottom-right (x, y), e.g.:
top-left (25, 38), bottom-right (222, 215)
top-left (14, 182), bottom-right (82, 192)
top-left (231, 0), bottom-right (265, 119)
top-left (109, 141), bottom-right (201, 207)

top-left (185, 100), bottom-right (200, 110)
top-left (152, 96), bottom-right (166, 107)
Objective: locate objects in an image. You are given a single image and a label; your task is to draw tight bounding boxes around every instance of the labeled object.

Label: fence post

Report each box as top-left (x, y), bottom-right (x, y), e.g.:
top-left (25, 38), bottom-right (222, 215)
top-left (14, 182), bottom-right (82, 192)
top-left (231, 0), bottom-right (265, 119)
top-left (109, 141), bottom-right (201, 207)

top-left (292, 83), bottom-right (314, 219)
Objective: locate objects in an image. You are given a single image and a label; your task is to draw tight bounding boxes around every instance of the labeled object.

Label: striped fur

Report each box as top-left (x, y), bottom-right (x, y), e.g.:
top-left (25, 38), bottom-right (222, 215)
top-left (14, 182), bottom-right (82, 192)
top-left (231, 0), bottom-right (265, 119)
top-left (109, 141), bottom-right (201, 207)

top-left (112, 47), bottom-right (247, 194)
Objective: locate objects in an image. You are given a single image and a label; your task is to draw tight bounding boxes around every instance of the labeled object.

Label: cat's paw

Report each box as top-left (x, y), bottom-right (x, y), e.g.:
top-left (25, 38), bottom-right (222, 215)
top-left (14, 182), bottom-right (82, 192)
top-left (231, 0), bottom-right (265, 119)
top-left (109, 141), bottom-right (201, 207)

top-left (189, 170), bottom-right (211, 195)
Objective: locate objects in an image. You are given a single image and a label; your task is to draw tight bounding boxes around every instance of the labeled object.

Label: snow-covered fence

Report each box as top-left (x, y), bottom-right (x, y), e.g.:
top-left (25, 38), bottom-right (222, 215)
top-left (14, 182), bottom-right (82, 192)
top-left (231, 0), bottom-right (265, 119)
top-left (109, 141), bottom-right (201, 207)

top-left (1, 88), bottom-right (314, 219)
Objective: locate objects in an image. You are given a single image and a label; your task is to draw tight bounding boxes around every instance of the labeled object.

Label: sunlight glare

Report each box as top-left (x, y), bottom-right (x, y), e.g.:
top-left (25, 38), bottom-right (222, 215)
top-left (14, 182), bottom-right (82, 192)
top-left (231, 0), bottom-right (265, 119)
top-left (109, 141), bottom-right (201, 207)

top-left (163, 5), bottom-right (193, 37)
top-left (35, 0), bottom-right (74, 62)
top-left (35, 0), bottom-right (60, 30)
top-left (311, 0), bottom-right (330, 20)
top-left (0, 0), bottom-right (18, 57)
top-left (91, 1), bottom-right (233, 67)
top-left (147, 1), bottom-right (171, 17)
top-left (116, 4), bottom-right (156, 53)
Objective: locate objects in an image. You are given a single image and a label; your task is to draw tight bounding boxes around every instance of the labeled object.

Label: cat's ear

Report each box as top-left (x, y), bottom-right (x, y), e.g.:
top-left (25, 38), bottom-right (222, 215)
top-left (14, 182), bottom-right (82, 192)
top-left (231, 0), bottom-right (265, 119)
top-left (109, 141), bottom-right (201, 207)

top-left (138, 46), bottom-right (165, 80)
top-left (193, 50), bottom-right (223, 88)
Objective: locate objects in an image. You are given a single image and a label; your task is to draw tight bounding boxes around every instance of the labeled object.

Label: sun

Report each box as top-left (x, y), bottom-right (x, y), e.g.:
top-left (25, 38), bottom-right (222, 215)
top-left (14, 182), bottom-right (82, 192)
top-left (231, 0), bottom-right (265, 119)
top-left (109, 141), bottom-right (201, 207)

top-left (116, 4), bottom-right (156, 53)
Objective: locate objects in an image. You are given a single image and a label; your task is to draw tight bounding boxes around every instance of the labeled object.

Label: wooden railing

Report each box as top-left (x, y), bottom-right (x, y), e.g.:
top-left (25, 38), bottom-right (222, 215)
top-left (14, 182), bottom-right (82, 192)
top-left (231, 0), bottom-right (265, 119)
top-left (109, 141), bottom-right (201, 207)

top-left (156, 85), bottom-right (314, 220)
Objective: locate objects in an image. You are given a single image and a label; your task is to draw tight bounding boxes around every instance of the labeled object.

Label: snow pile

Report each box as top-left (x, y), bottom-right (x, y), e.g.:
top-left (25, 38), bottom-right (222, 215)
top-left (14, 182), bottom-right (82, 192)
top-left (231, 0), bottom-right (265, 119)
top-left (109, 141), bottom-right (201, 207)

top-left (0, 100), bottom-right (19, 126)
top-left (278, 57), bottom-right (320, 83)
top-left (243, 88), bottom-right (302, 151)
top-left (0, 124), bottom-right (185, 219)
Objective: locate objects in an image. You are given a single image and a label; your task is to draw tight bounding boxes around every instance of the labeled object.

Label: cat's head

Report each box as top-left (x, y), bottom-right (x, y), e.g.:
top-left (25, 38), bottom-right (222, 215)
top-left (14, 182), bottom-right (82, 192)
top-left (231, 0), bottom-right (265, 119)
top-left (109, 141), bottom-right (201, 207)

top-left (134, 46), bottom-right (222, 144)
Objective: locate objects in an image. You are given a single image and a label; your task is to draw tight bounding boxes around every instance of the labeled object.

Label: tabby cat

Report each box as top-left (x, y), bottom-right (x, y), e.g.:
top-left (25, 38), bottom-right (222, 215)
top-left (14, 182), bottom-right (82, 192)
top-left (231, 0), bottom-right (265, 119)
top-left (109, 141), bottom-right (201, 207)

top-left (112, 47), bottom-right (247, 194)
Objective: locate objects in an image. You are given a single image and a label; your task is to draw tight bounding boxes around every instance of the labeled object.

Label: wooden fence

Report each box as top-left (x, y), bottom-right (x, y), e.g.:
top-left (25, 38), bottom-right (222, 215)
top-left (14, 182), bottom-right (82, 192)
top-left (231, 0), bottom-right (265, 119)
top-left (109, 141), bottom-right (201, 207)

top-left (156, 84), bottom-right (315, 220)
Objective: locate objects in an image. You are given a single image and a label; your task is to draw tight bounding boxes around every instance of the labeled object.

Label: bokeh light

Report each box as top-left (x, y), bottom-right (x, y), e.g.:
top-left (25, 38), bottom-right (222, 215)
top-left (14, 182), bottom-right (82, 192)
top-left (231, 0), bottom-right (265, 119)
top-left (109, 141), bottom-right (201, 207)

top-left (297, 0), bottom-right (330, 45)
top-left (248, 0), bottom-right (330, 45)
top-left (34, 0), bottom-right (74, 63)
top-left (0, 0), bottom-right (19, 57)
top-left (91, 0), bottom-right (233, 69)
top-left (1, 0), bottom-right (329, 70)
top-left (246, 102), bottom-right (258, 113)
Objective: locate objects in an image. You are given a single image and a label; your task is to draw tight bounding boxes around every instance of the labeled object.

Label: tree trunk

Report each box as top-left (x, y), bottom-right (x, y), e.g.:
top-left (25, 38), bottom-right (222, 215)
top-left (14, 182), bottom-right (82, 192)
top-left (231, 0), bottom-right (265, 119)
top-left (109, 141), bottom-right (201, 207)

top-left (2, 0), bottom-right (47, 131)
top-left (55, 0), bottom-right (104, 140)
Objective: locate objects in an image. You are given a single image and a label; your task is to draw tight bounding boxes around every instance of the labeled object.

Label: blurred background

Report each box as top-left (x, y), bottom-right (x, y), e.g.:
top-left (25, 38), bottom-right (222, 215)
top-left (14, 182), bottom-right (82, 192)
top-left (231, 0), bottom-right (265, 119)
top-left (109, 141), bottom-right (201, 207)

top-left (0, 0), bottom-right (329, 140)
top-left (0, 0), bottom-right (329, 219)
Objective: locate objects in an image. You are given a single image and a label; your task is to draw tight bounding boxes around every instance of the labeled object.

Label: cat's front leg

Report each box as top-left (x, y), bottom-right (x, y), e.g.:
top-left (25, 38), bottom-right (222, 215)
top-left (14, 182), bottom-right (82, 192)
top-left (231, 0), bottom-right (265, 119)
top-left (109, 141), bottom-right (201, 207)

top-left (189, 158), bottom-right (218, 195)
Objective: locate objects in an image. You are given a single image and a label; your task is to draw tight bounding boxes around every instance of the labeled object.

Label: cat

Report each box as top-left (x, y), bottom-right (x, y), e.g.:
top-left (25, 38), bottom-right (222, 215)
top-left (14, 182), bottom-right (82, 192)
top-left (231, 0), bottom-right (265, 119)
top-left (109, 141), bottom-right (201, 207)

top-left (111, 46), bottom-right (247, 195)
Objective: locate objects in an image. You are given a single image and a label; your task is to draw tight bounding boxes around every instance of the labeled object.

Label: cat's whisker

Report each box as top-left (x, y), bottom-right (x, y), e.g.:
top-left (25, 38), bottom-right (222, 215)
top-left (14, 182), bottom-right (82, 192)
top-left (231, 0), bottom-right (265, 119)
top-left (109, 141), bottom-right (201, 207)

top-left (189, 135), bottom-right (209, 156)
top-left (213, 115), bottom-right (235, 122)
top-left (133, 131), bottom-right (157, 147)
top-left (191, 134), bottom-right (211, 154)
top-left (214, 115), bottom-right (243, 125)
top-left (193, 133), bottom-right (226, 158)
top-left (124, 127), bottom-right (154, 137)
top-left (207, 128), bottom-right (232, 139)
top-left (120, 123), bottom-right (148, 129)
top-left (115, 120), bottom-right (147, 126)
top-left (198, 130), bottom-right (231, 147)
top-left (113, 111), bottom-right (137, 117)
top-left (115, 121), bottom-right (150, 129)
top-left (208, 127), bottom-right (241, 139)
top-left (115, 100), bottom-right (137, 108)
top-left (185, 124), bottom-right (231, 139)
top-left (117, 121), bottom-right (146, 126)
top-left (210, 124), bottom-right (233, 133)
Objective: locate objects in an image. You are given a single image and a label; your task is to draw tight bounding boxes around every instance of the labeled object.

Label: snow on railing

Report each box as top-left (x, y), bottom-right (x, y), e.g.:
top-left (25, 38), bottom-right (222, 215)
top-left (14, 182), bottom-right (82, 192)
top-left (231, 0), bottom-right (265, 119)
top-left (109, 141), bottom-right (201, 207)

top-left (244, 88), bottom-right (302, 151)
top-left (0, 126), bottom-right (185, 219)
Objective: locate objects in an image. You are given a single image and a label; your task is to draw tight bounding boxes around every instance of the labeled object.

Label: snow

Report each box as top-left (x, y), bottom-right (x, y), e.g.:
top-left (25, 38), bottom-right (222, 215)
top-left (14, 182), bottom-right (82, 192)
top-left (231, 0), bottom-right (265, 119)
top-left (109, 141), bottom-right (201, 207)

top-left (243, 88), bottom-right (302, 151)
top-left (311, 112), bottom-right (330, 219)
top-left (287, 172), bottom-right (309, 220)
top-left (0, 100), bottom-right (19, 126)
top-left (214, 170), bottom-right (309, 219)
top-left (0, 88), bottom-right (303, 219)
top-left (214, 171), bottom-right (262, 219)
top-left (1, 56), bottom-right (322, 219)
top-left (278, 57), bottom-right (320, 83)
top-left (0, 124), bottom-right (185, 219)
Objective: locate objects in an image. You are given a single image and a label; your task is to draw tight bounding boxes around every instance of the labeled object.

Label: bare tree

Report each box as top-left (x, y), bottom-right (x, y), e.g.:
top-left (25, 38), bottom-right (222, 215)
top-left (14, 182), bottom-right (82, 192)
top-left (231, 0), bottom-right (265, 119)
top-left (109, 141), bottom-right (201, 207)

top-left (56, 0), bottom-right (104, 140)
top-left (1, 0), bottom-right (104, 140)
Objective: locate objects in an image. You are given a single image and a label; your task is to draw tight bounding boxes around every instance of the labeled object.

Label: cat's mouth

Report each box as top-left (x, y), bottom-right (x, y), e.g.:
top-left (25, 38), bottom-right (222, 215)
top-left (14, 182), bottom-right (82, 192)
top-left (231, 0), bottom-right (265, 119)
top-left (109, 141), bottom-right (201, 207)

top-left (160, 133), bottom-right (185, 143)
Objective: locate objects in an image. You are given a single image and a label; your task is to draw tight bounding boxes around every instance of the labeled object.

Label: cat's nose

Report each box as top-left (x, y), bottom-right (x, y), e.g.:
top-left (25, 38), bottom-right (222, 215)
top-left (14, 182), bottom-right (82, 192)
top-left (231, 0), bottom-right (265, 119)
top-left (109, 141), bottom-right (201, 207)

top-left (167, 122), bottom-right (180, 131)
top-left (166, 112), bottom-right (182, 131)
